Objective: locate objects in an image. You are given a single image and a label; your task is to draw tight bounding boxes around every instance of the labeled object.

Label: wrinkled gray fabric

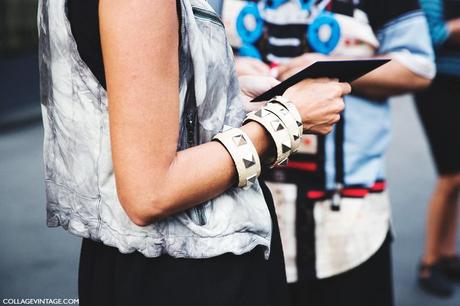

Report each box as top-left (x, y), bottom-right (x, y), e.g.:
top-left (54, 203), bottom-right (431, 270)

top-left (38, 0), bottom-right (272, 258)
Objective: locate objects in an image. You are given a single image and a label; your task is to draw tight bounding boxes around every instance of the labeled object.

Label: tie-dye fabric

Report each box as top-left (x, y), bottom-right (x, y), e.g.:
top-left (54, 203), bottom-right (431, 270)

top-left (38, 0), bottom-right (272, 259)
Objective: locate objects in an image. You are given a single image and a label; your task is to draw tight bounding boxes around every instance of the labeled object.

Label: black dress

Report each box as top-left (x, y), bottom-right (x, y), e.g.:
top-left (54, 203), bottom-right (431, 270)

top-left (66, 1), bottom-right (289, 305)
top-left (414, 1), bottom-right (460, 176)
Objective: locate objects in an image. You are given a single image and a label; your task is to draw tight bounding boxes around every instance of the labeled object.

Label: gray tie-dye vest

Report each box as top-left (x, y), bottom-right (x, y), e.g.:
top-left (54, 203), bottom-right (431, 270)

top-left (38, 0), bottom-right (272, 258)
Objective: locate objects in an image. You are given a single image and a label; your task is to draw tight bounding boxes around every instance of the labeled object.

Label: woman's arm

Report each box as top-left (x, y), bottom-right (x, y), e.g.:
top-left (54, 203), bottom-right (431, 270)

top-left (447, 19), bottom-right (460, 47)
top-left (277, 53), bottom-right (431, 100)
top-left (350, 57), bottom-right (431, 99)
top-left (99, 0), bottom-right (349, 226)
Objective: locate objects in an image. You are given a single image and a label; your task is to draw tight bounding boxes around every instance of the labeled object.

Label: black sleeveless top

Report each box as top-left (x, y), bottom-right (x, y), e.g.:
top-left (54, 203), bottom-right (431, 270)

top-left (65, 2), bottom-right (289, 305)
top-left (67, 0), bottom-right (106, 88)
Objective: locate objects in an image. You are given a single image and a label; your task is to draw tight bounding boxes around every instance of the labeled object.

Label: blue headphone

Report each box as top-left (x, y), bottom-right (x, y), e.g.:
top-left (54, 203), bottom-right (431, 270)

top-left (236, 0), bottom-right (341, 59)
top-left (236, 2), bottom-right (264, 44)
top-left (308, 11), bottom-right (341, 54)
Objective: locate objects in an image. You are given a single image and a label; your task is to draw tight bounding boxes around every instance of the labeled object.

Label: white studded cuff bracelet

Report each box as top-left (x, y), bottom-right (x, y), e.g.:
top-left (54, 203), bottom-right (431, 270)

top-left (212, 126), bottom-right (261, 189)
top-left (269, 96), bottom-right (303, 136)
top-left (244, 109), bottom-right (292, 168)
top-left (264, 102), bottom-right (302, 153)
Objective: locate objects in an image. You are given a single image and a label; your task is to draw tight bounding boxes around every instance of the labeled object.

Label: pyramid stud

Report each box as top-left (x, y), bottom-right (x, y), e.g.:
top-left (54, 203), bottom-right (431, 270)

top-left (293, 134), bottom-right (300, 141)
top-left (254, 109), bottom-right (267, 118)
top-left (297, 120), bottom-right (302, 127)
top-left (282, 142), bottom-right (291, 154)
top-left (246, 174), bottom-right (258, 188)
top-left (232, 134), bottom-right (247, 147)
top-left (279, 108), bottom-right (289, 115)
top-left (243, 155), bottom-right (256, 168)
top-left (223, 125), bottom-right (233, 132)
top-left (270, 119), bottom-right (284, 131)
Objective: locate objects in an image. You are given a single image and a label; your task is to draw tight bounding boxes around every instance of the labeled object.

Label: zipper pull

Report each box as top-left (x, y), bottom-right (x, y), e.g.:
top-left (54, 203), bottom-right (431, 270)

top-left (331, 183), bottom-right (342, 211)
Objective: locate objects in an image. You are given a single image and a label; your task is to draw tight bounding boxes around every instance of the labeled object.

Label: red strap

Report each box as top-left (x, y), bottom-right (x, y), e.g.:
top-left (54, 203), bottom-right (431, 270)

top-left (286, 161), bottom-right (318, 172)
top-left (305, 181), bottom-right (386, 200)
top-left (371, 181), bottom-right (386, 192)
top-left (306, 190), bottom-right (326, 200)
top-left (341, 188), bottom-right (369, 197)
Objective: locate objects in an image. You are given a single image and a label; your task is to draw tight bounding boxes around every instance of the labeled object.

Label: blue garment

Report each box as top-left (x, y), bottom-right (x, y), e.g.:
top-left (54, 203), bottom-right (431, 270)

top-left (325, 10), bottom-right (435, 189)
top-left (419, 0), bottom-right (460, 77)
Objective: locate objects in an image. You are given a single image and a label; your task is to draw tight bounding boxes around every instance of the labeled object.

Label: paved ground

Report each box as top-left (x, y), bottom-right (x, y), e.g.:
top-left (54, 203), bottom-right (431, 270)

top-left (1, 96), bottom-right (459, 305)
top-left (387, 97), bottom-right (460, 306)
top-left (0, 53), bottom-right (41, 130)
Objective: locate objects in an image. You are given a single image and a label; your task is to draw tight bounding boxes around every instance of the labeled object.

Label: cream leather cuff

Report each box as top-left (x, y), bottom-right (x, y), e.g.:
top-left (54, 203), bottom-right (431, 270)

top-left (244, 109), bottom-right (292, 168)
top-left (269, 95), bottom-right (303, 137)
top-left (264, 101), bottom-right (302, 153)
top-left (212, 126), bottom-right (261, 189)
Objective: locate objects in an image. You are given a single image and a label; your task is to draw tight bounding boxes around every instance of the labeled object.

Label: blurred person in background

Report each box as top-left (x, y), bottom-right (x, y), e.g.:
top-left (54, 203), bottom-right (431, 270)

top-left (222, 0), bottom-right (434, 305)
top-left (38, 0), bottom-right (350, 305)
top-left (415, 0), bottom-right (460, 298)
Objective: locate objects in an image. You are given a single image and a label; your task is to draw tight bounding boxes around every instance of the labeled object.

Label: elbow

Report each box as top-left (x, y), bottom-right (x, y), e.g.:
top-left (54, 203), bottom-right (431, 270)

top-left (126, 212), bottom-right (152, 228)
top-left (117, 190), bottom-right (170, 227)
top-left (411, 76), bottom-right (432, 91)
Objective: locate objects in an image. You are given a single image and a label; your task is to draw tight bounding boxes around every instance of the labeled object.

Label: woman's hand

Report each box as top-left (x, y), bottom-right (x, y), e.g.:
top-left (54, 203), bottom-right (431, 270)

top-left (284, 78), bottom-right (351, 135)
top-left (239, 75), bottom-right (280, 112)
top-left (235, 56), bottom-right (271, 77)
top-left (239, 74), bottom-right (350, 135)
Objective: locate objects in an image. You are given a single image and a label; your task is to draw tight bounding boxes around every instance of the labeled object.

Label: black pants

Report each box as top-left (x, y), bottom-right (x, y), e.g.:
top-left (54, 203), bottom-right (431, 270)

top-left (289, 232), bottom-right (394, 306)
top-left (78, 182), bottom-right (289, 306)
top-left (415, 74), bottom-right (460, 175)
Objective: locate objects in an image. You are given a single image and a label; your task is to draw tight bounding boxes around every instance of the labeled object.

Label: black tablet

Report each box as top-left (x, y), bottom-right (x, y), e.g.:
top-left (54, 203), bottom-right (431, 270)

top-left (251, 59), bottom-right (391, 102)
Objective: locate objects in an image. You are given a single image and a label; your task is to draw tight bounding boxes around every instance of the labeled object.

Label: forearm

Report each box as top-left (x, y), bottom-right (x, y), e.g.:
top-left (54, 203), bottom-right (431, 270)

top-left (447, 19), bottom-right (460, 47)
top-left (119, 121), bottom-right (274, 226)
top-left (118, 79), bottom-right (349, 226)
top-left (351, 56), bottom-right (431, 99)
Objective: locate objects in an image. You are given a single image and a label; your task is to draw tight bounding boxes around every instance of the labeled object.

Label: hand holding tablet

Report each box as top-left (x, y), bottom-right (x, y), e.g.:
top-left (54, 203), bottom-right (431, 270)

top-left (251, 59), bottom-right (391, 102)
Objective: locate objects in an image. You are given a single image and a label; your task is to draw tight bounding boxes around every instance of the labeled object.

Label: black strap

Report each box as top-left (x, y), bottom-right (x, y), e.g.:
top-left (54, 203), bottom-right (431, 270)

top-left (334, 114), bottom-right (345, 185)
top-left (331, 113), bottom-right (344, 211)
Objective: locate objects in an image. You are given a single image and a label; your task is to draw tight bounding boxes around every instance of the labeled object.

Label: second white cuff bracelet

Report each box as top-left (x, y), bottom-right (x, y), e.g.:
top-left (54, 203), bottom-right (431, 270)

top-left (212, 126), bottom-right (261, 189)
top-left (269, 95), bottom-right (303, 138)
top-left (212, 96), bottom-right (303, 188)
top-left (244, 108), bottom-right (292, 168)
top-left (263, 101), bottom-right (302, 153)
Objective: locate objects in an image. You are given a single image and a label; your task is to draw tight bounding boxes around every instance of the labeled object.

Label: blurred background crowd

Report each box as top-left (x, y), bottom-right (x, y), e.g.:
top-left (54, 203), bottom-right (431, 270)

top-left (0, 0), bottom-right (459, 305)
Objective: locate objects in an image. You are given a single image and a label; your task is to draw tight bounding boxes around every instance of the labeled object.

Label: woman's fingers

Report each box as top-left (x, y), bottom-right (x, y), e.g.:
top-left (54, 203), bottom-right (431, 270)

top-left (340, 82), bottom-right (352, 95)
top-left (283, 80), bottom-right (350, 135)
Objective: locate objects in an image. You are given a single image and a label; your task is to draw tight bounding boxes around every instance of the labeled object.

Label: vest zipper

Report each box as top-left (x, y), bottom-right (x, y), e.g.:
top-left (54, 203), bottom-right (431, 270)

top-left (192, 7), bottom-right (225, 27)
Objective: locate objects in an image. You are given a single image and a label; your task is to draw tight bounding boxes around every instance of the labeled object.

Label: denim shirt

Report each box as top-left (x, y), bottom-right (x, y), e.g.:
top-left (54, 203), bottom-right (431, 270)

top-left (38, 0), bottom-right (272, 259)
